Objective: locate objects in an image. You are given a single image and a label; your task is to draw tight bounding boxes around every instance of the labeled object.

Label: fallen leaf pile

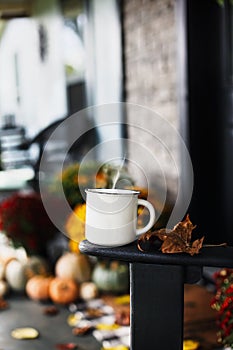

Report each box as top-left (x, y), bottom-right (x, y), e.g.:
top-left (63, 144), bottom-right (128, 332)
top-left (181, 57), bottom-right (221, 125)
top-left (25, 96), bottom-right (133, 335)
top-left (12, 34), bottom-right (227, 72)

top-left (137, 214), bottom-right (204, 256)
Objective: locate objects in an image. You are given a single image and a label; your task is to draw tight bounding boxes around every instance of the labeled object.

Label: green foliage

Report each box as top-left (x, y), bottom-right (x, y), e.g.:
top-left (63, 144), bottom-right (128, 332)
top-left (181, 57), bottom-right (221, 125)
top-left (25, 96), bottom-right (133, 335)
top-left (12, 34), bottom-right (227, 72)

top-left (216, 0), bottom-right (233, 6)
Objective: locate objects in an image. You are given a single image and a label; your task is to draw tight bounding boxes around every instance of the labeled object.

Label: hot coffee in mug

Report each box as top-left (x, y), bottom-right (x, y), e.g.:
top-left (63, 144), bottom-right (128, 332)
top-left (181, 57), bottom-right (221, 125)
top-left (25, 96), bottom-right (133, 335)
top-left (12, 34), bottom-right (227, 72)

top-left (85, 188), bottom-right (156, 247)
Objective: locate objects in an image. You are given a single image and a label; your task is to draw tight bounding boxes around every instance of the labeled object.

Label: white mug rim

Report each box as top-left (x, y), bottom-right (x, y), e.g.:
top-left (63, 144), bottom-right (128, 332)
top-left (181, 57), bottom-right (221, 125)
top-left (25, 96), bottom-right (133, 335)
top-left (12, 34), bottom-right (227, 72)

top-left (85, 188), bottom-right (140, 196)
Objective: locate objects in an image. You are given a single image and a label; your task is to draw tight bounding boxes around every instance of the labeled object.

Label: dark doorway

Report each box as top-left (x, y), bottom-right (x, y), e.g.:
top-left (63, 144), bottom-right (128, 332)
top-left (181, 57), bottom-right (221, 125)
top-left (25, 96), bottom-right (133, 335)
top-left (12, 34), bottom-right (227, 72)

top-left (178, 0), bottom-right (233, 244)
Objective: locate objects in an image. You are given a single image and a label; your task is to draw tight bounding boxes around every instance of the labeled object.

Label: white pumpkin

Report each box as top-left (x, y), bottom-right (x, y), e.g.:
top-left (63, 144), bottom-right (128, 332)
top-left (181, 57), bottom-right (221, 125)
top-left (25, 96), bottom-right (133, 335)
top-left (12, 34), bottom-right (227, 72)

top-left (5, 259), bottom-right (27, 292)
top-left (5, 256), bottom-right (49, 292)
top-left (55, 252), bottom-right (91, 283)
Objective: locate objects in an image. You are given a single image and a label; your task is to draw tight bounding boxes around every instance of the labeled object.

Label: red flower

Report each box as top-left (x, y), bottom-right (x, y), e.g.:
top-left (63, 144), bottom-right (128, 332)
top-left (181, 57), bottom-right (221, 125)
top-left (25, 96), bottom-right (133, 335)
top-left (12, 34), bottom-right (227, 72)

top-left (211, 268), bottom-right (233, 347)
top-left (0, 191), bottom-right (56, 254)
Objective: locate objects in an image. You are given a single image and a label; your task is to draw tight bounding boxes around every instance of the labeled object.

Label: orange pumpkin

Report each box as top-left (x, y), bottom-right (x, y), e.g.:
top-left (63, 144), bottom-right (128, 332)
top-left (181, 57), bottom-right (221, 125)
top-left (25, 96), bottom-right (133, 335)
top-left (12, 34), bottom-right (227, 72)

top-left (49, 277), bottom-right (79, 304)
top-left (26, 275), bottom-right (53, 301)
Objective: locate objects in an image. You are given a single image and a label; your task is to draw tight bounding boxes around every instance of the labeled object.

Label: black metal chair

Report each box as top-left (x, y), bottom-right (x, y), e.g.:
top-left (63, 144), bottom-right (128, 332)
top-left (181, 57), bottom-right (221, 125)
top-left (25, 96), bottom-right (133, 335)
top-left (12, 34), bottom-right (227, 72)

top-left (20, 116), bottom-right (99, 191)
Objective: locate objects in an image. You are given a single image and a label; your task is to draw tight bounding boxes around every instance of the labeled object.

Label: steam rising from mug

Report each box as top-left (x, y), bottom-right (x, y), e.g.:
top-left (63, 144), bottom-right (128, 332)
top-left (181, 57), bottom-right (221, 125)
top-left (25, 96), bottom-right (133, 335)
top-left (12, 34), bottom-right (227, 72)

top-left (38, 103), bottom-right (193, 240)
top-left (111, 153), bottom-right (127, 189)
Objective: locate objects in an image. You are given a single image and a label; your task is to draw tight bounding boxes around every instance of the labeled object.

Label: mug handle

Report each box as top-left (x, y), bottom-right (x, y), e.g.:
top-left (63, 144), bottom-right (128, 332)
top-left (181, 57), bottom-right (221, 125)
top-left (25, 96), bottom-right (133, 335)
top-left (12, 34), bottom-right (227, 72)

top-left (136, 199), bottom-right (156, 237)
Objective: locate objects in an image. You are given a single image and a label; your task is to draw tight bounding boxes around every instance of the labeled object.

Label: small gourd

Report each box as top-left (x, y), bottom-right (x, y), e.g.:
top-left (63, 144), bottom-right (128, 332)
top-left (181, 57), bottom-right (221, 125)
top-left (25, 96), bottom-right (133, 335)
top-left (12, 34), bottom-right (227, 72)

top-left (55, 252), bottom-right (91, 283)
top-left (92, 260), bottom-right (129, 294)
top-left (24, 256), bottom-right (49, 279)
top-left (0, 260), bottom-right (5, 280)
top-left (0, 280), bottom-right (9, 297)
top-left (49, 277), bottom-right (79, 304)
top-left (80, 282), bottom-right (98, 300)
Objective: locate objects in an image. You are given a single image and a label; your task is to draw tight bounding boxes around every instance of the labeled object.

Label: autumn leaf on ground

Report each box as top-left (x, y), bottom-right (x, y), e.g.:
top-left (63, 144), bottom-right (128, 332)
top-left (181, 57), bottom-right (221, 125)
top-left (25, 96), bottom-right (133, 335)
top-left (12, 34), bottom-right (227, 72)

top-left (137, 214), bottom-right (204, 256)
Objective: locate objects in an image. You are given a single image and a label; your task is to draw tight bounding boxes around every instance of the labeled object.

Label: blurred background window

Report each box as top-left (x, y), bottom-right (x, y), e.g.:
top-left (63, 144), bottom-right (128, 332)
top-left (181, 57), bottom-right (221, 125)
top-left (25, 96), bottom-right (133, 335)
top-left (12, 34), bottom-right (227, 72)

top-left (0, 0), bottom-right (87, 138)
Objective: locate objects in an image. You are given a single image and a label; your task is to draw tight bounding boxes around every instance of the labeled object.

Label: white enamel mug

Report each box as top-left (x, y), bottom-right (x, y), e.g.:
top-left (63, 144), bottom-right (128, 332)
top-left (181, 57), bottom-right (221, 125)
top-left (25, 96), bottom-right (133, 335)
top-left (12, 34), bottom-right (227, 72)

top-left (85, 188), bottom-right (156, 247)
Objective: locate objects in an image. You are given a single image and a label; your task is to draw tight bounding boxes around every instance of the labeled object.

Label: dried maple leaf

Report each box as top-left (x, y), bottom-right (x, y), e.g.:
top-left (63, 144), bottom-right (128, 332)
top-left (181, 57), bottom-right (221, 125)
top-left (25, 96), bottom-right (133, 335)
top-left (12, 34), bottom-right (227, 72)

top-left (137, 214), bottom-right (204, 256)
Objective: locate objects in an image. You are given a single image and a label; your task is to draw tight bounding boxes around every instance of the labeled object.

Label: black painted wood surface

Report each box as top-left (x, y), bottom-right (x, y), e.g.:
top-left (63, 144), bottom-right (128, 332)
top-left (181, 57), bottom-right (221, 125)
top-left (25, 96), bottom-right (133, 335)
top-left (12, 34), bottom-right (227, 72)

top-left (80, 240), bottom-right (233, 268)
